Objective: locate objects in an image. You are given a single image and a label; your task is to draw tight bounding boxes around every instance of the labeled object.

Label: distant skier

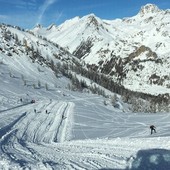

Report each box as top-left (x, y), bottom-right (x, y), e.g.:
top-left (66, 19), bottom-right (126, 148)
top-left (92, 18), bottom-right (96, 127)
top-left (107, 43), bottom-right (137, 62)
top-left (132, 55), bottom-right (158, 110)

top-left (34, 109), bottom-right (36, 113)
top-left (62, 114), bottom-right (66, 119)
top-left (46, 110), bottom-right (48, 114)
top-left (31, 99), bottom-right (35, 104)
top-left (150, 125), bottom-right (156, 135)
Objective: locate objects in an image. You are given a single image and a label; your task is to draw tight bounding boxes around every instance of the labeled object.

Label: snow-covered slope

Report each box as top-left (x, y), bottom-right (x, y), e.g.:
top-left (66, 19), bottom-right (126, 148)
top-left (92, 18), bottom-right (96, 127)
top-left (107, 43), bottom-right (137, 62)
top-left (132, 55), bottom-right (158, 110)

top-left (32, 4), bottom-right (170, 96)
top-left (1, 18), bottom-right (170, 170)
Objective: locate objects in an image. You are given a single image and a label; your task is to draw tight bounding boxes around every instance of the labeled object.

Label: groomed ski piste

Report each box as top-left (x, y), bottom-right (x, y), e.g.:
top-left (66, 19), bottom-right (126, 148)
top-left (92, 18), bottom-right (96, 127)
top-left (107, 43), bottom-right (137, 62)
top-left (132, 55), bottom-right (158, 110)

top-left (0, 26), bottom-right (170, 170)
top-left (1, 66), bottom-right (170, 170)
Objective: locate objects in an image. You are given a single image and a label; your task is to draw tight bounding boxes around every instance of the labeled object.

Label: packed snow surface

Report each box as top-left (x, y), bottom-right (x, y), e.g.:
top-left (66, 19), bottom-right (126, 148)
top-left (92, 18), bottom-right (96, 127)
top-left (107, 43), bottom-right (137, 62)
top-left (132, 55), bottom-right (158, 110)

top-left (0, 60), bottom-right (170, 170)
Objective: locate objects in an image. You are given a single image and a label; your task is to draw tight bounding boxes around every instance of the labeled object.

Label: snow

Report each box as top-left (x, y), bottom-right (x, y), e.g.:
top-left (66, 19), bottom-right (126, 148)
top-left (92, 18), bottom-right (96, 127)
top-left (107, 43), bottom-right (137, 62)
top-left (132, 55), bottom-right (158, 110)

top-left (0, 5), bottom-right (170, 169)
top-left (1, 78), bottom-right (170, 170)
top-left (31, 4), bottom-right (170, 96)
top-left (0, 92), bottom-right (170, 169)
top-left (1, 43), bottom-right (170, 170)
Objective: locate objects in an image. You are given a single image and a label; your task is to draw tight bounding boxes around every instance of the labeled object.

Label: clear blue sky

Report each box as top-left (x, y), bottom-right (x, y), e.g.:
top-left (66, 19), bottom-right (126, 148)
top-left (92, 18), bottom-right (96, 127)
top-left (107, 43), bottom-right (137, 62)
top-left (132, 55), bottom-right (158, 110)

top-left (0, 0), bottom-right (169, 29)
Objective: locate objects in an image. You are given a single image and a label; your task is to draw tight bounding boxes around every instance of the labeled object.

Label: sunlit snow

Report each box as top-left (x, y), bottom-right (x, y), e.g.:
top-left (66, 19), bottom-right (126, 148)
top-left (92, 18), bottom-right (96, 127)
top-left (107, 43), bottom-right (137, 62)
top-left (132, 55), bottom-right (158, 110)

top-left (0, 4), bottom-right (170, 170)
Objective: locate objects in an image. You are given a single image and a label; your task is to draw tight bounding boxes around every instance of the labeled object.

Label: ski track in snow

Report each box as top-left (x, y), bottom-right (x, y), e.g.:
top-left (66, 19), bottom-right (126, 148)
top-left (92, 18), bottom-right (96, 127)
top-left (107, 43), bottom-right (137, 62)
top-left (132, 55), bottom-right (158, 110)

top-left (0, 52), bottom-right (170, 169)
top-left (1, 15), bottom-right (170, 169)
top-left (0, 100), bottom-right (78, 169)
top-left (0, 94), bottom-right (170, 169)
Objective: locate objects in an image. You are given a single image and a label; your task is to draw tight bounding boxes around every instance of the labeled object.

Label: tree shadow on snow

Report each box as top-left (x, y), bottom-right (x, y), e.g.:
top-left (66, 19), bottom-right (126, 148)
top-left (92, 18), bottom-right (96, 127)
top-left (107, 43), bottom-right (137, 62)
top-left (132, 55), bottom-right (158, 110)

top-left (99, 148), bottom-right (170, 170)
top-left (0, 103), bottom-right (31, 113)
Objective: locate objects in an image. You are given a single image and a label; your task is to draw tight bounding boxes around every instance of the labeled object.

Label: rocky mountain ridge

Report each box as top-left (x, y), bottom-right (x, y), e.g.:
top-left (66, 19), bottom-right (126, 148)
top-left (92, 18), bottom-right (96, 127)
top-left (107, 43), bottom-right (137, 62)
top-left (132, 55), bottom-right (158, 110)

top-left (32, 3), bottom-right (170, 97)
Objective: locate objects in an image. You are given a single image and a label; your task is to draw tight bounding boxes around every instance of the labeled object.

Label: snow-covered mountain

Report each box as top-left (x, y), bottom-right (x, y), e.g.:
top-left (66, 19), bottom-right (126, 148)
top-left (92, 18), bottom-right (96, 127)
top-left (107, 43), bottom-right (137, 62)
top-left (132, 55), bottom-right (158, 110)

top-left (32, 4), bottom-right (170, 97)
top-left (1, 24), bottom-right (170, 170)
top-left (0, 23), bottom-right (128, 169)
top-left (1, 4), bottom-right (170, 170)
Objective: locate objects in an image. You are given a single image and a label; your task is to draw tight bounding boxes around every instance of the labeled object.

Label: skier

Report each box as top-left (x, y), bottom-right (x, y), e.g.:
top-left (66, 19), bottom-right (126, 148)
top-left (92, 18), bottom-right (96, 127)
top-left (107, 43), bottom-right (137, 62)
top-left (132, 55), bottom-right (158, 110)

top-left (150, 125), bottom-right (156, 135)
top-left (34, 109), bottom-right (36, 113)
top-left (62, 114), bottom-right (66, 119)
top-left (46, 110), bottom-right (48, 114)
top-left (31, 99), bottom-right (35, 104)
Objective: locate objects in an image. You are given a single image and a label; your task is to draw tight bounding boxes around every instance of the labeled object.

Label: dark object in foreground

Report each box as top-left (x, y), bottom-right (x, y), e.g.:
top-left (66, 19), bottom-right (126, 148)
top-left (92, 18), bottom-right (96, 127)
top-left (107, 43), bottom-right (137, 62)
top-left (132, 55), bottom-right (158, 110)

top-left (150, 125), bottom-right (156, 135)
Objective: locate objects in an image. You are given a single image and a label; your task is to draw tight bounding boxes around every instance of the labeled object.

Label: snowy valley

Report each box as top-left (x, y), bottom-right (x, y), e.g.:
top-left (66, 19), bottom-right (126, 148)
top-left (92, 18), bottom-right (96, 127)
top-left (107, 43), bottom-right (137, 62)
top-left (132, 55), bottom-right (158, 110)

top-left (0, 3), bottom-right (170, 170)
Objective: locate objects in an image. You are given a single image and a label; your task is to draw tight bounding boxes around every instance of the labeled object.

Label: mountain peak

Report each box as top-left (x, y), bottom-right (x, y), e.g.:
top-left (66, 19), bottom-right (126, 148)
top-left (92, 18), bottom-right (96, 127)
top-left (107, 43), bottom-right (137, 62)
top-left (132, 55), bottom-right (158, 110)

top-left (35, 24), bottom-right (43, 28)
top-left (87, 13), bottom-right (96, 18)
top-left (139, 4), bottom-right (161, 16)
top-left (83, 13), bottom-right (101, 28)
top-left (47, 23), bottom-right (57, 31)
top-left (83, 13), bottom-right (98, 20)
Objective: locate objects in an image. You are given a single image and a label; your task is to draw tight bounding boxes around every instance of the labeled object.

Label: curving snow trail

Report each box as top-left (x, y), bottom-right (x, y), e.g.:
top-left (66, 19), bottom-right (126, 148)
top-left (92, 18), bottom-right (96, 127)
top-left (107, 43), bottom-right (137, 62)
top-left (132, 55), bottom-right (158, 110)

top-left (0, 97), bottom-right (170, 169)
top-left (0, 100), bottom-right (76, 169)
